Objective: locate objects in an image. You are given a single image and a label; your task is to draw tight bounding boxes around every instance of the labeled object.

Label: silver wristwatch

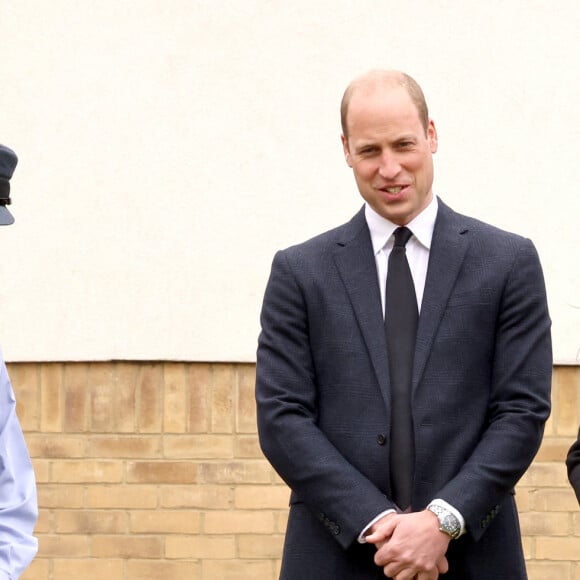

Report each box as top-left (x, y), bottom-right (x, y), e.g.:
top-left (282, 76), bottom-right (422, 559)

top-left (427, 503), bottom-right (461, 539)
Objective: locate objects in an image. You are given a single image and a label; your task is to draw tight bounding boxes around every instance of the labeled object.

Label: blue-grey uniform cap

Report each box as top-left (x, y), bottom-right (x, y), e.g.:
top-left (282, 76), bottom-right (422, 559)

top-left (0, 144), bottom-right (17, 225)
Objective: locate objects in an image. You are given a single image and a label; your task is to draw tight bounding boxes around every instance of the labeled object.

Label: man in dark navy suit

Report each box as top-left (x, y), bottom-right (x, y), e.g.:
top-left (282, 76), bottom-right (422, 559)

top-left (256, 70), bottom-right (552, 579)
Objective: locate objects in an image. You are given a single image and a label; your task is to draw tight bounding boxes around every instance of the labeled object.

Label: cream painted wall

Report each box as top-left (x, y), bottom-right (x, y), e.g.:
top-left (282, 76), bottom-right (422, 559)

top-left (0, 1), bottom-right (578, 363)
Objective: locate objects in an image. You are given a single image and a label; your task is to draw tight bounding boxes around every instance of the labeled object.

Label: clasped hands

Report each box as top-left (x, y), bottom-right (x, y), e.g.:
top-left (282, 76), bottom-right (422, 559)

top-left (364, 510), bottom-right (451, 580)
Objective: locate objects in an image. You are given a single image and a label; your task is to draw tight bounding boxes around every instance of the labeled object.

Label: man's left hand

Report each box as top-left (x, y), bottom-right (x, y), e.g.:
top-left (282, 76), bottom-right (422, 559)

top-left (365, 510), bottom-right (451, 579)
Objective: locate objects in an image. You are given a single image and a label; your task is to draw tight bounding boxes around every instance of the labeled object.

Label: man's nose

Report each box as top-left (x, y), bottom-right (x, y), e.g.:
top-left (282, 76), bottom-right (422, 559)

top-left (378, 152), bottom-right (400, 179)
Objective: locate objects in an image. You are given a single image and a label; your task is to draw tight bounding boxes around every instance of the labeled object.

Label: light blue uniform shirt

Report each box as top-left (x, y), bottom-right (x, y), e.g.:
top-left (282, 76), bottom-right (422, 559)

top-left (0, 350), bottom-right (38, 578)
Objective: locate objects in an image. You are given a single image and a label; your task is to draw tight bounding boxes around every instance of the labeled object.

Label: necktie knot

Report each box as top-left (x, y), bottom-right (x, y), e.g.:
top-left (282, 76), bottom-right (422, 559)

top-left (394, 227), bottom-right (413, 248)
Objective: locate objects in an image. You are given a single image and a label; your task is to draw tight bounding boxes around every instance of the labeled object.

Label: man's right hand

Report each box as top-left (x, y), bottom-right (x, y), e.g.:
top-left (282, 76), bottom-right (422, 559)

top-left (364, 511), bottom-right (450, 579)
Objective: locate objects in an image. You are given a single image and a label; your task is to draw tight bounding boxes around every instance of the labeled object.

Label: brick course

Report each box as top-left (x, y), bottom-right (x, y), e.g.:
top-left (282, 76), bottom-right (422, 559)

top-left (8, 362), bottom-right (579, 580)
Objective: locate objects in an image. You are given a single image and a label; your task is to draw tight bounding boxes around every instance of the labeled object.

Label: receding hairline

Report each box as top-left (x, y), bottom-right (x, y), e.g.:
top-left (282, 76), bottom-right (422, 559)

top-left (340, 70), bottom-right (429, 138)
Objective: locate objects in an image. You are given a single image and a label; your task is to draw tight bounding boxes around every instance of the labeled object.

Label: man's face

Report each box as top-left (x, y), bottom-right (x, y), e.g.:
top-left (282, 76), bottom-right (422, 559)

top-left (341, 85), bottom-right (438, 225)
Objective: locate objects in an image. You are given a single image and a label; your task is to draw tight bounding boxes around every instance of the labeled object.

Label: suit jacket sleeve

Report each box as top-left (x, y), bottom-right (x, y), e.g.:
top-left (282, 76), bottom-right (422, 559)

top-left (566, 428), bottom-right (580, 504)
top-left (436, 237), bottom-right (552, 540)
top-left (256, 249), bottom-right (393, 549)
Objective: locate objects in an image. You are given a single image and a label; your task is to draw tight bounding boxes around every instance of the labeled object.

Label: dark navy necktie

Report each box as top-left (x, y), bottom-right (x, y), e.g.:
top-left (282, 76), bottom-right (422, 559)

top-left (385, 226), bottom-right (418, 510)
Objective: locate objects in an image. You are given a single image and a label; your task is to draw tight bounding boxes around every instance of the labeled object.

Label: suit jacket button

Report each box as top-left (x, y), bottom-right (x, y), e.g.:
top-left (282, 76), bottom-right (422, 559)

top-left (376, 434), bottom-right (386, 445)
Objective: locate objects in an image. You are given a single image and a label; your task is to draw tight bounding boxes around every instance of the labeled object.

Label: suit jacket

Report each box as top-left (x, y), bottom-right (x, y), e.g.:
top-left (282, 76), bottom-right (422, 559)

top-left (566, 428), bottom-right (580, 503)
top-left (256, 199), bottom-right (552, 580)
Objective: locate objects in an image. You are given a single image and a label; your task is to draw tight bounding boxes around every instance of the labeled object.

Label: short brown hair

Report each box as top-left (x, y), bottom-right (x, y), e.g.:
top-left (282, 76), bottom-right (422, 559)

top-left (340, 70), bottom-right (429, 139)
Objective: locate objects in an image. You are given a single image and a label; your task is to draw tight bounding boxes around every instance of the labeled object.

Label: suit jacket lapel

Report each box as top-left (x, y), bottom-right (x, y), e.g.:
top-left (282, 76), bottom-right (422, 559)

top-left (331, 202), bottom-right (470, 402)
top-left (332, 209), bottom-right (391, 405)
top-left (413, 199), bottom-right (470, 391)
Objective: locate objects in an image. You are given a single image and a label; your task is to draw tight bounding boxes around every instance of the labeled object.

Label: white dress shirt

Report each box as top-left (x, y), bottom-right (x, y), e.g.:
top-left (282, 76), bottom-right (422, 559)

top-left (358, 196), bottom-right (466, 542)
top-left (0, 349), bottom-right (38, 578)
top-left (365, 195), bottom-right (437, 316)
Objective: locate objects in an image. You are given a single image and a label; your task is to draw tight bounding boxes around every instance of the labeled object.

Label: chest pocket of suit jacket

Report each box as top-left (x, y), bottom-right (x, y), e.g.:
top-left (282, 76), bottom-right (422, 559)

top-left (439, 287), bottom-right (497, 347)
top-left (446, 287), bottom-right (493, 308)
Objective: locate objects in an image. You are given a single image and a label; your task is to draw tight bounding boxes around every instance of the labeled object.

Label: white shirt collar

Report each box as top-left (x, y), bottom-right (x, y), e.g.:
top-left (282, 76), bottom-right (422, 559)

top-left (365, 195), bottom-right (438, 255)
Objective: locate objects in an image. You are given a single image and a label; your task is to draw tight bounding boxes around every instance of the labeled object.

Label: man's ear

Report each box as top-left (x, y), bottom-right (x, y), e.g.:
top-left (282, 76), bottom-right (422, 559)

top-left (428, 120), bottom-right (438, 154)
top-left (341, 134), bottom-right (352, 167)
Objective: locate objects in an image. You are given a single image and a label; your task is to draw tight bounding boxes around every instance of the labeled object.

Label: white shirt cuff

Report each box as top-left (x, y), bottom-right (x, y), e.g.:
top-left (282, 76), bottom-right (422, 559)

top-left (357, 509), bottom-right (396, 544)
top-left (357, 499), bottom-right (466, 544)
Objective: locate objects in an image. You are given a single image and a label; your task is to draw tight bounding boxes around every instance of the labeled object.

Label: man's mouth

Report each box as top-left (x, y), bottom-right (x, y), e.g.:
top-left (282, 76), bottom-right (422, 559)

top-left (378, 185), bottom-right (408, 196)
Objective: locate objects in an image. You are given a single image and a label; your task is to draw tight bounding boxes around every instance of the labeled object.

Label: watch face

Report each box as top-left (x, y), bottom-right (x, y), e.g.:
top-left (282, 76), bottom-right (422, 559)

top-left (428, 505), bottom-right (460, 538)
top-left (442, 514), bottom-right (460, 536)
